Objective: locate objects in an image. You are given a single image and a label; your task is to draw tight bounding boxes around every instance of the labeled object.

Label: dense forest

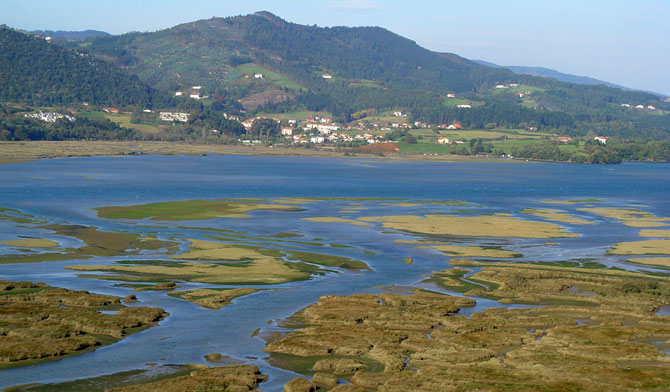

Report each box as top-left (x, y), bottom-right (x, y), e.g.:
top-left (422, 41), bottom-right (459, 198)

top-left (0, 27), bottom-right (171, 108)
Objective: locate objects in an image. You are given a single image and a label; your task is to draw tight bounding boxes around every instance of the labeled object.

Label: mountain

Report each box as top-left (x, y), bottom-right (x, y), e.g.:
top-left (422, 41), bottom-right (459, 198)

top-left (474, 60), bottom-right (649, 92)
top-left (31, 29), bottom-right (110, 41)
top-left (4, 12), bottom-right (670, 139)
top-left (82, 12), bottom-right (668, 126)
top-left (0, 27), bottom-right (170, 107)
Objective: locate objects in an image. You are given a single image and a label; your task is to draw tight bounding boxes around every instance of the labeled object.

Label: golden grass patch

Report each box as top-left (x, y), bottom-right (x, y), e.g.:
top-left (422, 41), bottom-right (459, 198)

top-left (302, 217), bottom-right (370, 226)
top-left (96, 199), bottom-right (301, 221)
top-left (67, 257), bottom-right (309, 285)
top-left (640, 230), bottom-right (670, 238)
top-left (578, 207), bottom-right (670, 228)
top-left (608, 239), bottom-right (670, 255)
top-left (521, 208), bottom-right (593, 225)
top-left (359, 214), bottom-right (578, 238)
top-left (169, 288), bottom-right (258, 309)
top-left (1, 238), bottom-right (59, 248)
top-left (627, 258), bottom-right (670, 268)
top-left (420, 245), bottom-right (521, 258)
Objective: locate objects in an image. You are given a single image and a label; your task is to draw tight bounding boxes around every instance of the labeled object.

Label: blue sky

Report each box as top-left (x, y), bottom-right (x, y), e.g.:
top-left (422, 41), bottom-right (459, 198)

top-left (2, 0), bottom-right (668, 95)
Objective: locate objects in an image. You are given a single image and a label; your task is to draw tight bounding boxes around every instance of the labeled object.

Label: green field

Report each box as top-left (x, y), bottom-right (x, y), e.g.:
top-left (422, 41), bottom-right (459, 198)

top-left (83, 111), bottom-right (161, 134)
top-left (237, 63), bottom-right (306, 92)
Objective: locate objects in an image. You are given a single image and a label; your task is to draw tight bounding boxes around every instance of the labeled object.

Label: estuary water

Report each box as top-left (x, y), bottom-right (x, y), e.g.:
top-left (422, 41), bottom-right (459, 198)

top-left (0, 155), bottom-right (669, 391)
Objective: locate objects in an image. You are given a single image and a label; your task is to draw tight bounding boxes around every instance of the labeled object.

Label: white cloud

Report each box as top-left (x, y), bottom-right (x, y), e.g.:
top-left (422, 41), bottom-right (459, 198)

top-left (328, 0), bottom-right (382, 11)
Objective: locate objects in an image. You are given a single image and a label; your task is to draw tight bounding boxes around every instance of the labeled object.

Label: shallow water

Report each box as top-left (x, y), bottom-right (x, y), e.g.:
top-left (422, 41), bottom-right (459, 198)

top-left (1, 156), bottom-right (669, 390)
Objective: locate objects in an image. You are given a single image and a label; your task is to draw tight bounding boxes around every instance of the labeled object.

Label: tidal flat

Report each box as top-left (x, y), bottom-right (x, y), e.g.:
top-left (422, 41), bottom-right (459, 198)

top-left (2, 156), bottom-right (670, 391)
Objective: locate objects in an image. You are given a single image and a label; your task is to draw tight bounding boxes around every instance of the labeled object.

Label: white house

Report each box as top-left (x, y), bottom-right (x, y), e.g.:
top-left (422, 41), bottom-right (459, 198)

top-left (175, 92), bottom-right (183, 96)
top-left (648, 105), bottom-right (657, 110)
top-left (495, 84), bottom-right (508, 89)
top-left (393, 111), bottom-right (405, 117)
top-left (159, 112), bottom-right (189, 122)
top-left (322, 74), bottom-right (332, 79)
top-left (510, 83), bottom-right (520, 87)
top-left (456, 104), bottom-right (472, 109)
top-left (192, 86), bottom-right (202, 90)
top-left (254, 74), bottom-right (264, 79)
top-left (310, 136), bottom-right (325, 144)
top-left (447, 93), bottom-right (456, 98)
top-left (189, 92), bottom-right (201, 99)
top-left (281, 127), bottom-right (293, 136)
top-left (437, 137), bottom-right (450, 144)
top-left (621, 103), bottom-right (631, 108)
top-left (594, 136), bottom-right (609, 145)
top-left (635, 105), bottom-right (645, 109)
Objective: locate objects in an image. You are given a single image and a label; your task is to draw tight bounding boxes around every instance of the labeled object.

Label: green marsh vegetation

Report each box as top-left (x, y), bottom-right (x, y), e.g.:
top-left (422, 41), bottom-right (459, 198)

top-left (0, 280), bottom-right (167, 370)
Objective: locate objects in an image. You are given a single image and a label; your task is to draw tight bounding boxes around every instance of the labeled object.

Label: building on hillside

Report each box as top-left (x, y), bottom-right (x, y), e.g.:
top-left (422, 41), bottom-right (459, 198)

top-left (288, 119), bottom-right (298, 126)
top-left (281, 127), bottom-right (293, 136)
top-left (437, 137), bottom-right (450, 144)
top-left (456, 104), bottom-right (472, 109)
top-left (322, 74), bottom-right (332, 79)
top-left (254, 73), bottom-right (264, 79)
top-left (393, 111), bottom-right (405, 117)
top-left (621, 103), bottom-right (631, 108)
top-left (175, 92), bottom-right (183, 96)
top-left (556, 136), bottom-right (572, 143)
top-left (495, 84), bottom-right (508, 89)
top-left (635, 105), bottom-right (645, 109)
top-left (447, 93), bottom-right (456, 98)
top-left (189, 92), bottom-right (201, 99)
top-left (103, 107), bottom-right (119, 114)
top-left (447, 124), bottom-right (462, 130)
top-left (647, 105), bottom-right (656, 110)
top-left (594, 136), bottom-right (609, 145)
top-left (310, 136), bottom-right (325, 144)
top-left (510, 83), bottom-right (520, 87)
top-left (159, 112), bottom-right (189, 122)
top-left (192, 86), bottom-right (202, 90)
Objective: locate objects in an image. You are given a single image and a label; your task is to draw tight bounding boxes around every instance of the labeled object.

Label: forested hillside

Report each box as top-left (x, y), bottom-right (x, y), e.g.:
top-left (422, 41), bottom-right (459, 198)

top-left (0, 27), bottom-right (170, 108)
top-left (81, 12), bottom-right (670, 137)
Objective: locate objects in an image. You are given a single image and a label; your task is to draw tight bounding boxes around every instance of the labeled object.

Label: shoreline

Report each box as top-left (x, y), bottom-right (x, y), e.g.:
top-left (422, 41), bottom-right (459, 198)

top-left (0, 141), bottom-right (512, 164)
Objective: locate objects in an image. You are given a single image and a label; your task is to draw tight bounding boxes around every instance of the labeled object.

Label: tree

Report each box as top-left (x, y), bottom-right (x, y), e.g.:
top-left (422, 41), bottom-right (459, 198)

top-left (251, 118), bottom-right (280, 140)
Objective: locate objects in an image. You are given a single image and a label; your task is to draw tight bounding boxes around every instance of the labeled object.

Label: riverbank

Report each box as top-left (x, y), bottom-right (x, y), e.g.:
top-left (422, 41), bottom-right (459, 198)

top-left (0, 141), bottom-right (507, 164)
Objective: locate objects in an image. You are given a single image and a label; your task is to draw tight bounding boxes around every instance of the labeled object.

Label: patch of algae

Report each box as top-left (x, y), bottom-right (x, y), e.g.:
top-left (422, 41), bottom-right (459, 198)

top-left (95, 199), bottom-right (302, 221)
top-left (168, 288), bottom-right (258, 310)
top-left (521, 208), bottom-right (594, 225)
top-left (302, 217), bottom-right (371, 226)
top-left (265, 263), bottom-right (670, 391)
top-left (578, 207), bottom-right (670, 228)
top-left (108, 365), bottom-right (268, 392)
top-left (0, 280), bottom-right (168, 370)
top-left (359, 214), bottom-right (578, 238)
top-left (419, 245), bottom-right (521, 258)
top-left (0, 238), bottom-right (59, 248)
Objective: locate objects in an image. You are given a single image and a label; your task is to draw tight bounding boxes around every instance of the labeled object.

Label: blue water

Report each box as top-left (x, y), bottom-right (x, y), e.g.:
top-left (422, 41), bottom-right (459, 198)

top-left (0, 155), bottom-right (669, 391)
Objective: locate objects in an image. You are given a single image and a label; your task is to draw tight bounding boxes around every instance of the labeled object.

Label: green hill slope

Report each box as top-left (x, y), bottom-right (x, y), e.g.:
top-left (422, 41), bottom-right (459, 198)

top-left (0, 27), bottom-right (170, 108)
